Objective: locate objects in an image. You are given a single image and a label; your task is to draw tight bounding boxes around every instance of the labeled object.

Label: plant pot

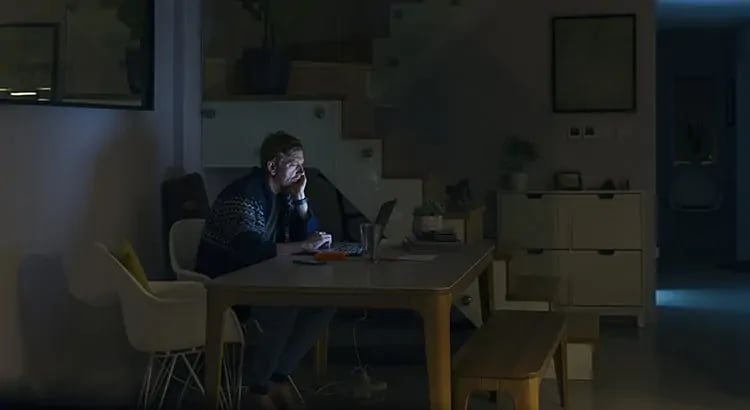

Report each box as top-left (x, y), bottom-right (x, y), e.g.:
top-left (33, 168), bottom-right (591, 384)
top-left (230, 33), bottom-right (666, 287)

top-left (413, 215), bottom-right (443, 236)
top-left (509, 172), bottom-right (529, 192)
top-left (237, 47), bottom-right (291, 95)
top-left (125, 47), bottom-right (144, 94)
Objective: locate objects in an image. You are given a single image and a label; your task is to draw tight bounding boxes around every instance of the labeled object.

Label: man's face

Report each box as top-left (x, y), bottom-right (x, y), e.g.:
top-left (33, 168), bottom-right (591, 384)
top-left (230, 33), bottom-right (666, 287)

top-left (269, 149), bottom-right (305, 188)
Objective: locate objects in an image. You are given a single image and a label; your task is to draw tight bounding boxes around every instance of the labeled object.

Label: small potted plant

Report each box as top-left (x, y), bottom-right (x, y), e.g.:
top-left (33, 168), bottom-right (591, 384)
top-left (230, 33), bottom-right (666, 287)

top-left (413, 200), bottom-right (446, 237)
top-left (500, 136), bottom-right (538, 191)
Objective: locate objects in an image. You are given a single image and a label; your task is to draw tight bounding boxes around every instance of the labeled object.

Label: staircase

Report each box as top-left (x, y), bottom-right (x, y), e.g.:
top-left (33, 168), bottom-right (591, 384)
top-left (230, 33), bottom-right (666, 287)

top-left (283, 0), bottom-right (496, 238)
top-left (201, 0), bottom-right (496, 243)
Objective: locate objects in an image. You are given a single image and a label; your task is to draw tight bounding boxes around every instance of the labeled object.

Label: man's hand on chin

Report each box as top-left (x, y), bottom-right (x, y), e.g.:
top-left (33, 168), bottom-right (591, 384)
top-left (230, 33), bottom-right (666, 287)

top-left (288, 172), bottom-right (307, 200)
top-left (288, 172), bottom-right (309, 218)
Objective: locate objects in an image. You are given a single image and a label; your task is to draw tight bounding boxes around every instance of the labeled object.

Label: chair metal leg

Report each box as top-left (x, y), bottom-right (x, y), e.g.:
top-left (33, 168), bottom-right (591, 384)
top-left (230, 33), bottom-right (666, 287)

top-left (138, 355), bottom-right (155, 410)
top-left (235, 344), bottom-right (245, 410)
top-left (288, 375), bottom-right (305, 405)
top-left (179, 351), bottom-right (206, 408)
top-left (157, 355), bottom-right (178, 410)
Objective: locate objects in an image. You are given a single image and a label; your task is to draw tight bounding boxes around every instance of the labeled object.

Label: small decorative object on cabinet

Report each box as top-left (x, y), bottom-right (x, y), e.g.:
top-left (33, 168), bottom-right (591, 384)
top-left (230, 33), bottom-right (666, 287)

top-left (498, 190), bottom-right (654, 326)
top-left (554, 171), bottom-right (582, 191)
top-left (500, 136), bottom-right (538, 192)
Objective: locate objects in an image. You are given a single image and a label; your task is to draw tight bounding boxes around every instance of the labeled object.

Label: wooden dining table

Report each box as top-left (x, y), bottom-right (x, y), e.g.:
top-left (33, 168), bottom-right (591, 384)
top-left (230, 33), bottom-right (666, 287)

top-left (203, 242), bottom-right (496, 410)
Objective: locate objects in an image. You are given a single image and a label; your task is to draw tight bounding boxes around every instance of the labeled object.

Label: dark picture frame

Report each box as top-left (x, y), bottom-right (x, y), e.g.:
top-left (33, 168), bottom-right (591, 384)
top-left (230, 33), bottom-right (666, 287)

top-left (551, 14), bottom-right (637, 113)
top-left (0, 0), bottom-right (155, 110)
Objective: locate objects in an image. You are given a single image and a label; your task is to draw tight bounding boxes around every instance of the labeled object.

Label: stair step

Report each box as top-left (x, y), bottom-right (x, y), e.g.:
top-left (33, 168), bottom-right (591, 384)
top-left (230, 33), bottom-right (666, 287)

top-left (390, 3), bottom-right (464, 30)
top-left (389, 1), bottom-right (488, 38)
top-left (288, 61), bottom-right (373, 99)
top-left (343, 99), bottom-right (378, 140)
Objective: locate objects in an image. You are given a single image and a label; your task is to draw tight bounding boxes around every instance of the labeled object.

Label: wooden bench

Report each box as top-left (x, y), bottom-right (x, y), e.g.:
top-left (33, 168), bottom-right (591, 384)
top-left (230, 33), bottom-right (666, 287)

top-left (452, 310), bottom-right (568, 410)
top-left (506, 275), bottom-right (561, 310)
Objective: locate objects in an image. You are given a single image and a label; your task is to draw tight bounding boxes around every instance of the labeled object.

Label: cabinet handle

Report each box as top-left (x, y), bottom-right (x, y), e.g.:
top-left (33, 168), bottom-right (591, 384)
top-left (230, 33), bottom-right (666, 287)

top-left (597, 250), bottom-right (616, 255)
top-left (527, 249), bottom-right (544, 255)
top-left (597, 193), bottom-right (615, 200)
top-left (526, 193), bottom-right (543, 199)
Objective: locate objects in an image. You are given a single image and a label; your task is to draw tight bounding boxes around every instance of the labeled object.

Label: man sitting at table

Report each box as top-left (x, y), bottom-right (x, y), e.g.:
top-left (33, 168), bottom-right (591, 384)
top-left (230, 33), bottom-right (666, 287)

top-left (196, 131), bottom-right (335, 410)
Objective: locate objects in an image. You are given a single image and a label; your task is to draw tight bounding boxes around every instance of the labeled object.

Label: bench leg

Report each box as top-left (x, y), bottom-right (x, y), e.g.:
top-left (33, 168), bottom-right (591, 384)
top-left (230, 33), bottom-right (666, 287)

top-left (553, 335), bottom-right (569, 409)
top-left (452, 378), bottom-right (473, 410)
top-left (314, 326), bottom-right (330, 387)
top-left (507, 378), bottom-right (540, 410)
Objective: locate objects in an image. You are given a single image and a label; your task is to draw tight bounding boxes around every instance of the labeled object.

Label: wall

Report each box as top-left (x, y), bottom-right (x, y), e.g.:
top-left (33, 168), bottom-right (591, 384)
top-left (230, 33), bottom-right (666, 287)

top-left (188, 0), bottom-right (657, 208)
top-left (379, 0), bottom-right (656, 237)
top-left (656, 28), bottom-right (737, 262)
top-left (737, 24), bottom-right (750, 260)
top-left (0, 0), bottom-right (178, 405)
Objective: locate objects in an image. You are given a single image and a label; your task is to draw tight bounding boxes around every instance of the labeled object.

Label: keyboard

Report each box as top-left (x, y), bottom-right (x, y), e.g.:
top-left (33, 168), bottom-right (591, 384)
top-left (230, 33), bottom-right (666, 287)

top-left (326, 242), bottom-right (364, 256)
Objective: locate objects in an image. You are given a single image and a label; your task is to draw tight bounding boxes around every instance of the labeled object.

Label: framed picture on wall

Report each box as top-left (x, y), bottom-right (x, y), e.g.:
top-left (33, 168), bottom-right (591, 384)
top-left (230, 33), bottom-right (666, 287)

top-left (551, 14), bottom-right (637, 113)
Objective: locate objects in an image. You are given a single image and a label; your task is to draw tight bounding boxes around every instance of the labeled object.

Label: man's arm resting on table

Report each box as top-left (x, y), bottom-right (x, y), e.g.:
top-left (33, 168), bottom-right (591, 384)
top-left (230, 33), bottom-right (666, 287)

top-left (290, 196), bottom-right (319, 241)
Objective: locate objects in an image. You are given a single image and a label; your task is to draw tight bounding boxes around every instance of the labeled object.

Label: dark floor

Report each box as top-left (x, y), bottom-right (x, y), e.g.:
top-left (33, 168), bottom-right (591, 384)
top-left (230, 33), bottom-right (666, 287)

top-left (9, 261), bottom-right (750, 409)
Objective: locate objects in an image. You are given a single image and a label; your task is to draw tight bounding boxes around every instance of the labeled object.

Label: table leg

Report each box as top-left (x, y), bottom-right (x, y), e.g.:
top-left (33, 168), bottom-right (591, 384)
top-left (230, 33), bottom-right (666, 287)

top-left (478, 262), bottom-right (495, 324)
top-left (554, 329), bottom-right (569, 409)
top-left (314, 326), bottom-right (330, 386)
top-left (205, 294), bottom-right (228, 410)
top-left (420, 293), bottom-right (452, 410)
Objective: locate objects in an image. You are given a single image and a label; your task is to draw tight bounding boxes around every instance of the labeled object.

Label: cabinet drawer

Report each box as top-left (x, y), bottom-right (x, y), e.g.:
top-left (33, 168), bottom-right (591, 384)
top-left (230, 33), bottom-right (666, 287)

top-left (564, 251), bottom-right (642, 306)
top-left (569, 194), bottom-right (642, 249)
top-left (509, 250), bottom-right (568, 305)
top-left (500, 194), bottom-right (569, 249)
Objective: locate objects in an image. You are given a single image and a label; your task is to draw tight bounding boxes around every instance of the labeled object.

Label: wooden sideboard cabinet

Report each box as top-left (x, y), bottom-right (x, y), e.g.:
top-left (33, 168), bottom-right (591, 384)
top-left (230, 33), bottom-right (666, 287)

top-left (498, 191), bottom-right (654, 326)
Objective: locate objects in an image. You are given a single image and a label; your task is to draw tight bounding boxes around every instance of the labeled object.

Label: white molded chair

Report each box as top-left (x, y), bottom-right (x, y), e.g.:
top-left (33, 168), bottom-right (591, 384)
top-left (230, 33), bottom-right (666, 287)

top-left (169, 218), bottom-right (212, 283)
top-left (91, 243), bottom-right (244, 410)
top-left (167, 220), bottom-right (307, 405)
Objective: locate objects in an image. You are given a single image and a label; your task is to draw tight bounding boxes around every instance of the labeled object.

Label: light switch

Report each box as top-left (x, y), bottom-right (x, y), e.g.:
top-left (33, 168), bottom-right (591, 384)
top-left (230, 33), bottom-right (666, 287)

top-left (583, 126), bottom-right (597, 139)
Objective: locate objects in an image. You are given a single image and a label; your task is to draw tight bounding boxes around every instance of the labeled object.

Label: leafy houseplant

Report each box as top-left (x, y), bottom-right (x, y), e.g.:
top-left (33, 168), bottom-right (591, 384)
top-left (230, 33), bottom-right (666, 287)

top-left (501, 136), bottom-right (538, 191)
top-left (412, 200), bottom-right (446, 236)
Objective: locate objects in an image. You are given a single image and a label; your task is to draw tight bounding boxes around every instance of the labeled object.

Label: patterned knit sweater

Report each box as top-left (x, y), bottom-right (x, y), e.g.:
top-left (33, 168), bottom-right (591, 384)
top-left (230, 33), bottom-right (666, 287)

top-left (195, 167), bottom-right (319, 278)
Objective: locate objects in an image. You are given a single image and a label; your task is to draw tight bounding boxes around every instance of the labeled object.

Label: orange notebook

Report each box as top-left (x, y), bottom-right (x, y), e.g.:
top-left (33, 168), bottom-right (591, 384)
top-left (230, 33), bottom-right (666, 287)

top-left (314, 251), bottom-right (348, 261)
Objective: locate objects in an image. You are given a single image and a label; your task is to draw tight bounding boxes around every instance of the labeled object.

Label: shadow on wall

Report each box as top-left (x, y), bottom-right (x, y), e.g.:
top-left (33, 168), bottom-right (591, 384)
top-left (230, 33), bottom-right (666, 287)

top-left (17, 254), bottom-right (146, 407)
top-left (4, 115), bottom-right (165, 406)
top-left (72, 115), bottom-right (165, 277)
top-left (382, 6), bottom-right (542, 239)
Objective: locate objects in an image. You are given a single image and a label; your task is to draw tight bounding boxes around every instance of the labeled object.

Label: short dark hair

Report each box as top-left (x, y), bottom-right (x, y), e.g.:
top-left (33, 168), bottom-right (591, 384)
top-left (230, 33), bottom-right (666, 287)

top-left (259, 131), bottom-right (303, 168)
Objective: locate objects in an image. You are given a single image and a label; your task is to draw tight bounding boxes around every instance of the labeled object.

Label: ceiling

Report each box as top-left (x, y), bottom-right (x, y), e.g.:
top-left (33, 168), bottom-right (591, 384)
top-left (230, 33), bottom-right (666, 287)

top-left (658, 0), bottom-right (750, 27)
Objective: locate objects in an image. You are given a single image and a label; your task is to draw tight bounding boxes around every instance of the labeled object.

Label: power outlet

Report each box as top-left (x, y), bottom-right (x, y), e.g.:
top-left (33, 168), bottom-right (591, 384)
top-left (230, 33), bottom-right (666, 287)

top-left (568, 126), bottom-right (582, 139)
top-left (583, 126), bottom-right (597, 139)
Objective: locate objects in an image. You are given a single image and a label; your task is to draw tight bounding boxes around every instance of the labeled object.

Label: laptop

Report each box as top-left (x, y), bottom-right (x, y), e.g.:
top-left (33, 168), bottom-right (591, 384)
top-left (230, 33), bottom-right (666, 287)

top-left (325, 199), bottom-right (397, 256)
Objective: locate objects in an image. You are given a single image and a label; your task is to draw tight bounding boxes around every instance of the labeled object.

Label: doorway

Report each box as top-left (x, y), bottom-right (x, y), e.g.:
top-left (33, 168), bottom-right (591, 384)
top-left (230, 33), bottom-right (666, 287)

top-left (656, 28), bottom-right (737, 267)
